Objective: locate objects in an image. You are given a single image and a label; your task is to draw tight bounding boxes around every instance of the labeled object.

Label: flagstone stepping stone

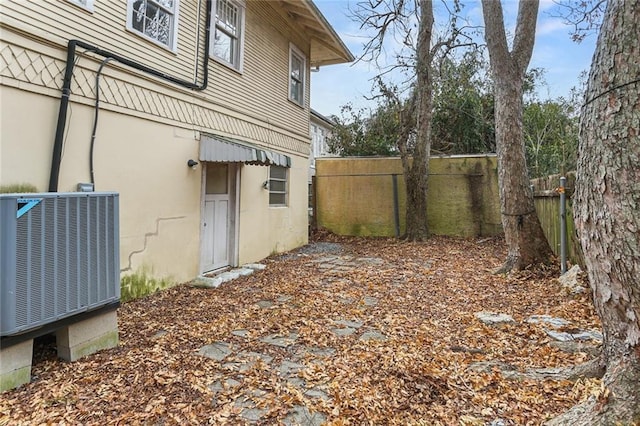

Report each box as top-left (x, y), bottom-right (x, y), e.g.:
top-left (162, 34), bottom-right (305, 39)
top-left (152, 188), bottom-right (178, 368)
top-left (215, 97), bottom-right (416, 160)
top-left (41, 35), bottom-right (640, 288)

top-left (238, 351), bottom-right (274, 365)
top-left (241, 408), bottom-right (268, 422)
top-left (256, 300), bottom-right (274, 309)
top-left (235, 397), bottom-right (257, 409)
top-left (277, 295), bottom-right (293, 303)
top-left (231, 268), bottom-right (254, 277)
top-left (192, 276), bottom-right (224, 288)
top-left (243, 263), bottom-right (266, 271)
top-left (363, 296), bottom-right (379, 307)
top-left (526, 315), bottom-right (570, 328)
top-left (549, 340), bottom-right (600, 356)
top-left (359, 330), bottom-right (388, 342)
top-left (304, 346), bottom-right (336, 357)
top-left (546, 329), bottom-right (603, 343)
top-left (331, 327), bottom-right (356, 337)
top-left (279, 360), bottom-right (306, 376)
top-left (232, 329), bottom-right (249, 338)
top-left (224, 351), bottom-right (274, 372)
top-left (283, 406), bottom-right (326, 426)
top-left (151, 330), bottom-right (168, 339)
top-left (197, 342), bottom-right (232, 361)
top-left (218, 270), bottom-right (242, 281)
top-left (298, 242), bottom-right (342, 255)
top-left (208, 378), bottom-right (241, 393)
top-left (223, 361), bottom-right (252, 372)
top-left (234, 397), bottom-right (268, 421)
top-left (260, 333), bottom-right (298, 347)
top-left (358, 257), bottom-right (384, 265)
top-left (334, 319), bottom-right (364, 329)
top-left (333, 265), bottom-right (356, 272)
top-left (304, 387), bottom-right (330, 401)
top-left (475, 312), bottom-right (515, 325)
top-left (313, 256), bottom-right (339, 264)
top-left (193, 266), bottom-right (255, 288)
top-left (287, 377), bottom-right (305, 388)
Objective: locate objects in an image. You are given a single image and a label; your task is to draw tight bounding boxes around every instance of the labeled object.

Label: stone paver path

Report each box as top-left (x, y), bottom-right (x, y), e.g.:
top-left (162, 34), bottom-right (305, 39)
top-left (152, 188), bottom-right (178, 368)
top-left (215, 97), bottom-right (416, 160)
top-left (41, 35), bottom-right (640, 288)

top-left (194, 248), bottom-right (389, 423)
top-left (191, 245), bottom-right (602, 424)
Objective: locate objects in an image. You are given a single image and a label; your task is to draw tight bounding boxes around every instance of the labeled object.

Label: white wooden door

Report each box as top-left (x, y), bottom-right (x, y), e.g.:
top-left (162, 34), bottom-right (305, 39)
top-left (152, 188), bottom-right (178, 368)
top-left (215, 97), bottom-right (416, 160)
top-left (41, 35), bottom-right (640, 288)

top-left (202, 164), bottom-right (231, 272)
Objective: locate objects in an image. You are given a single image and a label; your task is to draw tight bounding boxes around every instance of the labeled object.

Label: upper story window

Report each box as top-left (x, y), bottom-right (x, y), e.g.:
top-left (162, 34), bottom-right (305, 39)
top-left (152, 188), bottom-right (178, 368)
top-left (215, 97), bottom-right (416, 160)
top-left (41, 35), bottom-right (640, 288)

top-left (211, 0), bottom-right (245, 70)
top-left (67, 0), bottom-right (94, 12)
top-left (289, 44), bottom-right (306, 106)
top-left (127, 0), bottom-right (179, 51)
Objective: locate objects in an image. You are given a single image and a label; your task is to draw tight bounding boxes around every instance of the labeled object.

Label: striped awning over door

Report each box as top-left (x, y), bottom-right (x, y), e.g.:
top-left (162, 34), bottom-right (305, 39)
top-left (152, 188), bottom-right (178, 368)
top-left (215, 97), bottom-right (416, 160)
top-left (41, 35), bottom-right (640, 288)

top-left (199, 134), bottom-right (291, 167)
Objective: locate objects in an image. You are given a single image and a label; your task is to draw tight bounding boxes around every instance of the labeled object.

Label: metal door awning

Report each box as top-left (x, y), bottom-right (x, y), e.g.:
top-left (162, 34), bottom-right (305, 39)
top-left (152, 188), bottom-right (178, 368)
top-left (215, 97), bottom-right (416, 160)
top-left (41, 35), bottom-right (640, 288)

top-left (200, 134), bottom-right (291, 167)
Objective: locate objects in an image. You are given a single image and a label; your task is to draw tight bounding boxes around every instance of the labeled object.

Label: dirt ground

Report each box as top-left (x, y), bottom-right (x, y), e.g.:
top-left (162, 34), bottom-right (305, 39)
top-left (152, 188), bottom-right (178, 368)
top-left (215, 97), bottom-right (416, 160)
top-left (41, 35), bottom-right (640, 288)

top-left (0, 234), bottom-right (601, 425)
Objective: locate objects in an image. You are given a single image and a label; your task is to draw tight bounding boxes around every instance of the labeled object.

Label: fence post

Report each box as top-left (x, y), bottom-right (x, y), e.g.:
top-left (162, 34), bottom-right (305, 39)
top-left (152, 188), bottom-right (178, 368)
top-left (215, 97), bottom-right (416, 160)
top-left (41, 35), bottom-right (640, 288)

top-left (392, 174), bottom-right (400, 237)
top-left (559, 176), bottom-right (567, 274)
top-left (310, 175), bottom-right (317, 232)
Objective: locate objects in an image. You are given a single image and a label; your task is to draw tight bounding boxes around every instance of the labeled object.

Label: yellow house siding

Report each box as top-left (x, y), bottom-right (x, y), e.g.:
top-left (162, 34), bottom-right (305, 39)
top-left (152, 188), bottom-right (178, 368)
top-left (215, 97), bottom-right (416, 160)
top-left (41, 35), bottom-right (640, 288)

top-left (207, 1), bottom-right (311, 139)
top-left (0, 25), bottom-right (309, 156)
top-left (0, 0), bottom-right (198, 81)
top-left (1, 0), bottom-right (312, 152)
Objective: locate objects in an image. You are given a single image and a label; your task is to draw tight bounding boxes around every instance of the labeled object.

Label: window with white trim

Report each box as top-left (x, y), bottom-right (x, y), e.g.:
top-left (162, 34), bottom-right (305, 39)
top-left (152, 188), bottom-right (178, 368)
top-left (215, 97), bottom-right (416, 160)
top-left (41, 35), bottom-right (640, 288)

top-left (67, 0), bottom-right (94, 12)
top-left (211, 0), bottom-right (245, 70)
top-left (127, 0), bottom-right (178, 50)
top-left (289, 45), bottom-right (305, 106)
top-left (269, 166), bottom-right (288, 206)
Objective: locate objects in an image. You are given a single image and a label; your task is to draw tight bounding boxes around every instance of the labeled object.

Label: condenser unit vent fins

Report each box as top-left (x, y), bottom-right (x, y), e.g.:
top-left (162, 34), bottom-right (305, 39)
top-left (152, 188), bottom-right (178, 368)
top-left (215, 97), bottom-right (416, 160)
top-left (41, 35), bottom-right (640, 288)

top-left (0, 192), bottom-right (120, 336)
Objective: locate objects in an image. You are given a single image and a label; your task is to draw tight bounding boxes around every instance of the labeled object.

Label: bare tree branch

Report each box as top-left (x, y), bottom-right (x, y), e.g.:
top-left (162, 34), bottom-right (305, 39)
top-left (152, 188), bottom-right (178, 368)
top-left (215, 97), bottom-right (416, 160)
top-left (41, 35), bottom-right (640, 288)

top-left (550, 0), bottom-right (606, 42)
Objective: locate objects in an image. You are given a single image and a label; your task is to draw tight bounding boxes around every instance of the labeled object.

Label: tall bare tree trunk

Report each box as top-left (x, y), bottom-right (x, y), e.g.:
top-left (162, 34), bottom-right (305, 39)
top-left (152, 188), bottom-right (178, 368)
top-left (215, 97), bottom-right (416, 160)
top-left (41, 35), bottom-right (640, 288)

top-left (399, 0), bottom-right (432, 241)
top-left (549, 0), bottom-right (640, 424)
top-left (481, 0), bottom-right (553, 272)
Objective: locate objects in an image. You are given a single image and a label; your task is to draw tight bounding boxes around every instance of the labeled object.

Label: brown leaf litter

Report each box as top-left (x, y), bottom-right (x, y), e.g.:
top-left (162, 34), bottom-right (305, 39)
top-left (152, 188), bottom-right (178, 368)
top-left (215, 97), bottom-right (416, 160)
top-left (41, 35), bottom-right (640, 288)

top-left (0, 235), bottom-right (601, 425)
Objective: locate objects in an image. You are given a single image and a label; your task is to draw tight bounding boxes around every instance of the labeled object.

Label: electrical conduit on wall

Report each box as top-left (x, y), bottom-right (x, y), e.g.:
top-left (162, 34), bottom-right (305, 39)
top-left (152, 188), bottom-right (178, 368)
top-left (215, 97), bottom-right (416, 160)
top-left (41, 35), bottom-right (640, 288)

top-left (48, 0), bottom-right (212, 192)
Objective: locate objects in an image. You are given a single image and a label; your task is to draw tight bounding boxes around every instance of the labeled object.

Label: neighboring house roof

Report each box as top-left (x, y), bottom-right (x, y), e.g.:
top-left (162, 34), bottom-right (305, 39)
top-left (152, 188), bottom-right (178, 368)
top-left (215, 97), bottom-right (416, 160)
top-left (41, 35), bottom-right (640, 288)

top-left (279, 0), bottom-right (354, 67)
top-left (311, 109), bottom-right (335, 128)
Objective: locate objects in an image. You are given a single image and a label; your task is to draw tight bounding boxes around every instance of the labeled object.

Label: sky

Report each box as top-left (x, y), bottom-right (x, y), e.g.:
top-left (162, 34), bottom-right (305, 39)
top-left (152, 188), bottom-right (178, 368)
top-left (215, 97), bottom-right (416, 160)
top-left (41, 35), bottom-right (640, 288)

top-left (310, 0), bottom-right (599, 118)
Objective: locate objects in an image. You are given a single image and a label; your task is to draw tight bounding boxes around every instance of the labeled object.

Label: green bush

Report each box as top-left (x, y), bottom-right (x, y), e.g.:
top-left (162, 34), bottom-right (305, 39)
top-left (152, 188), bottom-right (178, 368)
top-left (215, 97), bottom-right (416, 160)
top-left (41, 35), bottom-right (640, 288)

top-left (120, 268), bottom-right (174, 302)
top-left (0, 183), bottom-right (38, 193)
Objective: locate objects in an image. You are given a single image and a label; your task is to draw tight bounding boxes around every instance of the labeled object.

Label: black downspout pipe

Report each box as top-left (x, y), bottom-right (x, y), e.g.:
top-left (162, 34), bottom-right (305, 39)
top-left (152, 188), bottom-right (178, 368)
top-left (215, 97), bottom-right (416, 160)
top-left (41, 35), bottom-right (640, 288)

top-left (48, 43), bottom-right (78, 192)
top-left (48, 0), bottom-right (211, 192)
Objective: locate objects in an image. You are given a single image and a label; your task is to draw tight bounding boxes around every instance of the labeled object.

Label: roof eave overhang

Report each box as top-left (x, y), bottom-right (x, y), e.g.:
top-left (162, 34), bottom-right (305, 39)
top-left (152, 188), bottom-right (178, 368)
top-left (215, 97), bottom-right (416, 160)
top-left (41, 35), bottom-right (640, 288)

top-left (278, 0), bottom-right (355, 67)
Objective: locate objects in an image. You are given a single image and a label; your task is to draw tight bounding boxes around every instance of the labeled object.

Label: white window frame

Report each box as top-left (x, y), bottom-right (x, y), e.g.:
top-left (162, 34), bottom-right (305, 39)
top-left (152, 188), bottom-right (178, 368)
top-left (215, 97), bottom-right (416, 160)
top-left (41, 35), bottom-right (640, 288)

top-left (67, 0), bottom-right (95, 12)
top-left (126, 0), bottom-right (180, 52)
top-left (289, 43), bottom-right (306, 107)
top-left (210, 0), bottom-right (245, 72)
top-left (269, 165), bottom-right (288, 207)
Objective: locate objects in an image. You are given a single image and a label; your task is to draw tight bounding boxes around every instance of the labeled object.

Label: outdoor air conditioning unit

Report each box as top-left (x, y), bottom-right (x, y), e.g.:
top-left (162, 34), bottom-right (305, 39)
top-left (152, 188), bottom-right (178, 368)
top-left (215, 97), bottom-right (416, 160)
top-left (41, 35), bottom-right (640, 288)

top-left (0, 192), bottom-right (120, 336)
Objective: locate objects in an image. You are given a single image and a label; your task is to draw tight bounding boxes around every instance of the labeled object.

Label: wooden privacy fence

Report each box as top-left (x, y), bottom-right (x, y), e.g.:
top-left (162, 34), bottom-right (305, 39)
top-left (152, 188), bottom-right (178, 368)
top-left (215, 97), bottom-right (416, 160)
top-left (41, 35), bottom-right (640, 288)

top-left (314, 155), bottom-right (502, 238)
top-left (531, 172), bottom-right (583, 266)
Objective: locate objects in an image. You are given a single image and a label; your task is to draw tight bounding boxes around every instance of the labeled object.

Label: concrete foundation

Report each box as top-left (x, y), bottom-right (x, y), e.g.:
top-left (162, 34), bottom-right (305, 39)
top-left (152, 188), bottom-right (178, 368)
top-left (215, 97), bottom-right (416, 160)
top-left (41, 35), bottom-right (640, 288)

top-left (0, 339), bottom-right (33, 392)
top-left (56, 310), bottom-right (119, 362)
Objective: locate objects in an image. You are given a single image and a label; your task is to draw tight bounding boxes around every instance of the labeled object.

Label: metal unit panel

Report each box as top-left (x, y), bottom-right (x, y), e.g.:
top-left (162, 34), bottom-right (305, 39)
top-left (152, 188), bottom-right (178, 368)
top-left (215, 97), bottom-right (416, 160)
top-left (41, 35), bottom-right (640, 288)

top-left (0, 193), bottom-right (120, 336)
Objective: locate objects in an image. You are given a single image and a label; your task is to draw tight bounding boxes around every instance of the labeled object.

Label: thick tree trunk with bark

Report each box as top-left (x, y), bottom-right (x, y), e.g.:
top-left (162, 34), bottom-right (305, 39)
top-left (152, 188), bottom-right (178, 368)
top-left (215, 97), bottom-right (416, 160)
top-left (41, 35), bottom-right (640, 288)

top-left (482, 0), bottom-right (553, 272)
top-left (549, 0), bottom-right (640, 424)
top-left (399, 0), bottom-right (433, 241)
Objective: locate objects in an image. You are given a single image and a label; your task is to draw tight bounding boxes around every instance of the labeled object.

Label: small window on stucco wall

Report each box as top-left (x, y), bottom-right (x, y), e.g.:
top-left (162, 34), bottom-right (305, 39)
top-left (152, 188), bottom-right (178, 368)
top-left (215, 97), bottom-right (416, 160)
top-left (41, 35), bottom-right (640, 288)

top-left (269, 165), bottom-right (288, 206)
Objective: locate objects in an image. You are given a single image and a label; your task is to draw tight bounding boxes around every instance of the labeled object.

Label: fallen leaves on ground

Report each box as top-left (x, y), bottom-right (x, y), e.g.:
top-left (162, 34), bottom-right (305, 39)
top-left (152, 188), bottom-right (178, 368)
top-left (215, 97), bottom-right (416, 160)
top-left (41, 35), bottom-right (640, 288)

top-left (0, 235), bottom-right (601, 425)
